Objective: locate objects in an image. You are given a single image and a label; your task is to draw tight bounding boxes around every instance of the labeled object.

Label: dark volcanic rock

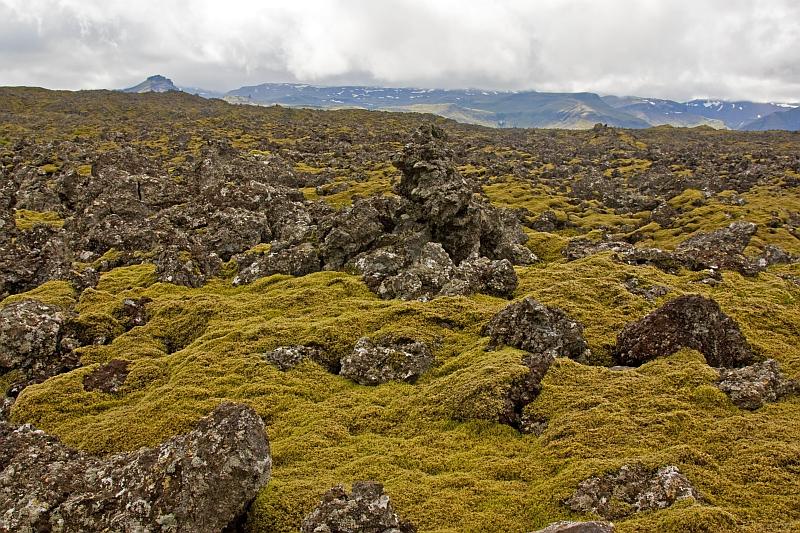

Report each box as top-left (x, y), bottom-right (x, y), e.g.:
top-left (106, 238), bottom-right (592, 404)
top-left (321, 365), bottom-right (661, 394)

top-left (114, 297), bottom-right (151, 330)
top-left (154, 247), bottom-right (222, 288)
top-left (483, 297), bottom-right (589, 431)
top-left (340, 337), bottom-right (434, 386)
top-left (673, 221), bottom-right (759, 274)
top-left (717, 359), bottom-right (799, 409)
top-left (0, 403), bottom-right (271, 532)
top-left (483, 297), bottom-right (590, 361)
top-left (0, 299), bottom-right (65, 372)
top-left (566, 464), bottom-right (700, 520)
top-left (613, 295), bottom-right (757, 368)
top-left (532, 521), bottom-right (615, 533)
top-left (83, 359), bottom-right (130, 394)
top-left (233, 243), bottom-right (321, 285)
top-left (301, 481), bottom-right (416, 533)
top-left (263, 345), bottom-right (324, 371)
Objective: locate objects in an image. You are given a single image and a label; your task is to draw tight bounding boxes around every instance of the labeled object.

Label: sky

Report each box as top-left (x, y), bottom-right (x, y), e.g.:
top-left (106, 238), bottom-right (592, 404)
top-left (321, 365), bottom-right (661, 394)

top-left (1, 0), bottom-right (799, 102)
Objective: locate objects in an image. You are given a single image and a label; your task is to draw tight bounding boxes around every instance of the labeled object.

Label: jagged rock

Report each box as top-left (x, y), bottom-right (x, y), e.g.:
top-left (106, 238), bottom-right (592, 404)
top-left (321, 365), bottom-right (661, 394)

top-left (0, 300), bottom-right (69, 384)
top-left (321, 199), bottom-right (388, 269)
top-left (263, 345), bottom-right (323, 371)
top-left (114, 297), bottom-right (151, 330)
top-left (483, 297), bottom-right (590, 361)
top-left (0, 403), bottom-right (271, 532)
top-left (340, 337), bottom-right (434, 386)
top-left (154, 247), bottom-right (222, 288)
top-left (233, 242), bottom-right (321, 285)
top-left (566, 464), bottom-right (700, 520)
top-left (674, 221), bottom-right (759, 274)
top-left (301, 481), bottom-right (416, 533)
top-left (613, 294), bottom-right (757, 368)
top-left (621, 276), bottom-right (670, 301)
top-left (83, 359), bottom-right (130, 394)
top-left (532, 521), bottom-right (615, 533)
top-left (445, 256), bottom-right (519, 299)
top-left (717, 359), bottom-right (798, 409)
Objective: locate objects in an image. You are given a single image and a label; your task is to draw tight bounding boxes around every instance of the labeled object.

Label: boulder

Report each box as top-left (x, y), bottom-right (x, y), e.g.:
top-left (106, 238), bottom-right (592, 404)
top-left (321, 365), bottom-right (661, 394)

top-left (154, 247), bottom-right (222, 288)
top-left (0, 403), bottom-right (271, 532)
top-left (0, 299), bottom-right (65, 372)
top-left (717, 359), bottom-right (798, 410)
top-left (263, 345), bottom-right (324, 371)
top-left (532, 521), bottom-right (614, 533)
top-left (301, 481), bottom-right (416, 533)
top-left (566, 464), bottom-right (700, 520)
top-left (483, 297), bottom-right (590, 361)
top-left (233, 243), bottom-right (321, 285)
top-left (340, 337), bottom-right (434, 386)
top-left (114, 297), bottom-right (151, 330)
top-left (613, 295), bottom-right (757, 368)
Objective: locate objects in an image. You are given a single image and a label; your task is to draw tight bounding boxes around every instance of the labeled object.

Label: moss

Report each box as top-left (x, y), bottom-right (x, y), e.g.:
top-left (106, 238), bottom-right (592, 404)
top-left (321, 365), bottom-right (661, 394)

top-left (8, 257), bottom-right (800, 532)
top-left (0, 280), bottom-right (77, 309)
top-left (77, 164), bottom-right (92, 177)
top-left (14, 209), bottom-right (65, 230)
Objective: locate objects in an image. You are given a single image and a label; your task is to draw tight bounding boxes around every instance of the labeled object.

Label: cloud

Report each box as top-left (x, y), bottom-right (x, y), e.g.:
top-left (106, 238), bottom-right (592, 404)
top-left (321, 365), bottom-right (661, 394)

top-left (1, 0), bottom-right (799, 101)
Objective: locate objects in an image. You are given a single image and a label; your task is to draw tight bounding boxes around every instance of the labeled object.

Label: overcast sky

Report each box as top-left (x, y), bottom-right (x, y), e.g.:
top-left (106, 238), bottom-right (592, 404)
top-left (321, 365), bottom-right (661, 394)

top-left (1, 0), bottom-right (799, 102)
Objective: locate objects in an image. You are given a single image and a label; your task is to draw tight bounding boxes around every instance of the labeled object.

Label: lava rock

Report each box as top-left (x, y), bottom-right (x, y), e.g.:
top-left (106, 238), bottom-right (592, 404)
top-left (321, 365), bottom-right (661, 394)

top-left (717, 359), bottom-right (798, 409)
top-left (483, 297), bottom-right (590, 361)
top-left (83, 359), bottom-right (130, 394)
top-left (622, 276), bottom-right (670, 301)
top-left (301, 481), bottom-right (416, 533)
top-left (613, 294), bottom-right (757, 368)
top-left (263, 345), bottom-right (324, 371)
top-left (154, 247), bottom-right (222, 288)
top-left (233, 243), bottom-right (321, 285)
top-left (340, 337), bottom-right (434, 386)
top-left (0, 402), bottom-right (271, 532)
top-left (532, 521), bottom-right (615, 533)
top-left (566, 464), bottom-right (700, 520)
top-left (114, 297), bottom-right (151, 330)
top-left (0, 299), bottom-right (65, 373)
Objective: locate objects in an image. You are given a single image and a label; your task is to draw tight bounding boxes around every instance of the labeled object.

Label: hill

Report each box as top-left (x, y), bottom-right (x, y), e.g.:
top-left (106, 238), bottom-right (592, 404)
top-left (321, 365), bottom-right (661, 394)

top-left (122, 74), bottom-right (179, 93)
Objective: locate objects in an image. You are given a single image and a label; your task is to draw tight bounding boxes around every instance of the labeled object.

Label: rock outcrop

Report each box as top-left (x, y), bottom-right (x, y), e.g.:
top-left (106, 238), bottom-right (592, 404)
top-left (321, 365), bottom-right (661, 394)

top-left (0, 403), bottom-right (271, 532)
top-left (613, 295), bottom-right (757, 368)
top-left (0, 299), bottom-right (78, 396)
top-left (340, 337), bottom-right (434, 386)
top-left (717, 359), bottom-right (798, 409)
top-left (301, 481), bottom-right (416, 533)
top-left (532, 522), bottom-right (615, 533)
top-left (566, 464), bottom-right (700, 520)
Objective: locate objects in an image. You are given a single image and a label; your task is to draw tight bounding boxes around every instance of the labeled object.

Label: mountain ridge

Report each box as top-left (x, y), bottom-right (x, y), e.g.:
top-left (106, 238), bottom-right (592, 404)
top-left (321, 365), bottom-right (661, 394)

top-left (120, 76), bottom-right (800, 131)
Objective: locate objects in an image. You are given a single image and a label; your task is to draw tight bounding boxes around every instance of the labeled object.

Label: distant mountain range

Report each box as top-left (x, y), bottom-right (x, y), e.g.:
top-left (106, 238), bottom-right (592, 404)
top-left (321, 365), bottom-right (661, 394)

top-left (121, 75), bottom-right (800, 131)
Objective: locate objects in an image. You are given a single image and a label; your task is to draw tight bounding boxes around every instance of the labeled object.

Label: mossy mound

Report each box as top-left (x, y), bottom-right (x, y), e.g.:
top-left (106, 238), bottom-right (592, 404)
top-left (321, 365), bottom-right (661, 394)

top-left (7, 252), bottom-right (800, 532)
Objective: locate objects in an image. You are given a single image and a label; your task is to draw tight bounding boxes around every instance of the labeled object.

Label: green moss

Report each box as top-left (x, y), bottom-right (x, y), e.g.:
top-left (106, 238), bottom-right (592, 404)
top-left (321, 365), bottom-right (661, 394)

top-left (14, 209), bottom-right (65, 230)
top-left (9, 257), bottom-right (800, 532)
top-left (0, 280), bottom-right (77, 309)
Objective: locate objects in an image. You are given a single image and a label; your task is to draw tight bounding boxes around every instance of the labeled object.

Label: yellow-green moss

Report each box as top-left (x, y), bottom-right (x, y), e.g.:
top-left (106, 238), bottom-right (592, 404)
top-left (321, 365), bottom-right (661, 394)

top-left (9, 255), bottom-right (800, 533)
top-left (14, 209), bottom-right (65, 230)
top-left (0, 280), bottom-right (77, 309)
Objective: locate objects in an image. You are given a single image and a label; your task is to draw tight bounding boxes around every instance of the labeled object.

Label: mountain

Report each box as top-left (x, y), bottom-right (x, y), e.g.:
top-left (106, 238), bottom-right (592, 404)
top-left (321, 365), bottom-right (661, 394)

top-left (122, 75), bottom-right (179, 93)
top-left (741, 106), bottom-right (800, 131)
top-left (683, 100), bottom-right (798, 130)
top-left (224, 84), bottom-right (649, 129)
top-left (601, 96), bottom-right (726, 128)
top-left (118, 76), bottom-right (800, 131)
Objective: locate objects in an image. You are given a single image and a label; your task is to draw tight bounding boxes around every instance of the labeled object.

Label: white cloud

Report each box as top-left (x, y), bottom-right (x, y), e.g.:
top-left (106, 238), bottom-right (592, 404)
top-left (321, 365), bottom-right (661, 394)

top-left (0, 0), bottom-right (798, 101)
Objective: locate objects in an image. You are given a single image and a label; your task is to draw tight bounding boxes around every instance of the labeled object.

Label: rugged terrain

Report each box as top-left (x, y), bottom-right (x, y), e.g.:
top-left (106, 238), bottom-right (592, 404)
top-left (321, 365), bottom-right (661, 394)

top-left (1, 87), bottom-right (800, 532)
